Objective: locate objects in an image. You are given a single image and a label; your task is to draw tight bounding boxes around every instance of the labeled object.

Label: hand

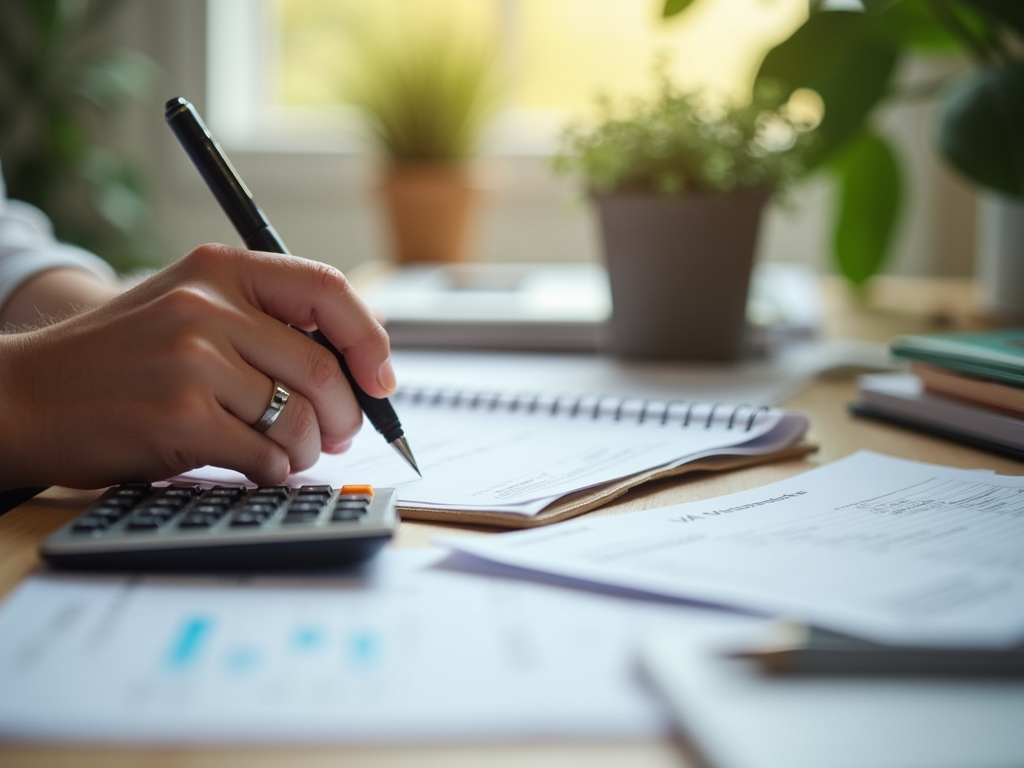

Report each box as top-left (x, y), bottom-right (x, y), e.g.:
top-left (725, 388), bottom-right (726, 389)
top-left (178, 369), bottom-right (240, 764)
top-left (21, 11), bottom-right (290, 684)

top-left (0, 245), bottom-right (395, 490)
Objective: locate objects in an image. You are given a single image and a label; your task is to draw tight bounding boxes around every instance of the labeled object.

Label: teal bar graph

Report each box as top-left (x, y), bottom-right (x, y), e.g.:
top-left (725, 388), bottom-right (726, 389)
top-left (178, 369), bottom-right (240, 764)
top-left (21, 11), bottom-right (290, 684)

top-left (165, 616), bottom-right (213, 671)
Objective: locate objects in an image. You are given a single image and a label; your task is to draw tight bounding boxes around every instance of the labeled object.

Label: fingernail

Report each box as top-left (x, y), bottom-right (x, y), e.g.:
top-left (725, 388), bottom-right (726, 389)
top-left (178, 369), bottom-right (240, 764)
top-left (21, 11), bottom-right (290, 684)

top-left (377, 357), bottom-right (397, 393)
top-left (325, 439), bottom-right (352, 455)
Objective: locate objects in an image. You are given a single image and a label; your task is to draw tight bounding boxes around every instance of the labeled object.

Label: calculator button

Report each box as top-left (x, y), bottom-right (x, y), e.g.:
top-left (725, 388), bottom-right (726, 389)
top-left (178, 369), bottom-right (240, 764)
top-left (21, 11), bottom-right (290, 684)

top-left (283, 511), bottom-right (320, 524)
top-left (300, 485), bottom-right (333, 494)
top-left (72, 518), bottom-right (111, 533)
top-left (91, 504), bottom-right (130, 517)
top-left (296, 488), bottom-right (331, 498)
top-left (229, 513), bottom-right (267, 527)
top-left (207, 487), bottom-right (245, 499)
top-left (178, 514), bottom-right (219, 529)
top-left (254, 487), bottom-right (289, 499)
top-left (292, 499), bottom-right (327, 512)
top-left (240, 502), bottom-right (278, 515)
top-left (163, 487), bottom-right (199, 499)
top-left (331, 507), bottom-right (366, 522)
top-left (110, 487), bottom-right (150, 500)
top-left (334, 500), bottom-right (367, 509)
top-left (340, 484), bottom-right (374, 497)
top-left (194, 503), bottom-right (228, 515)
top-left (337, 494), bottom-right (372, 504)
top-left (126, 517), bottom-right (163, 531)
top-left (98, 496), bottom-right (137, 508)
top-left (149, 496), bottom-right (188, 508)
top-left (288, 501), bottom-right (324, 514)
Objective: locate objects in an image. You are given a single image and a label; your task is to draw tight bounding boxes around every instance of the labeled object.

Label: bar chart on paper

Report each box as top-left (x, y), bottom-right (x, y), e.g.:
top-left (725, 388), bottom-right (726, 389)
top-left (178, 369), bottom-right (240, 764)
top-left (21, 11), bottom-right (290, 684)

top-left (0, 551), bottom-right (763, 743)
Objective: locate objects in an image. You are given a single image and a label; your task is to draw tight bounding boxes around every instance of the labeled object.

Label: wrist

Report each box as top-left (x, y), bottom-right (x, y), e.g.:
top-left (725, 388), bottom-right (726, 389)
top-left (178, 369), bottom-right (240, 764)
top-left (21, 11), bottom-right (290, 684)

top-left (0, 268), bottom-right (120, 329)
top-left (0, 332), bottom-right (47, 489)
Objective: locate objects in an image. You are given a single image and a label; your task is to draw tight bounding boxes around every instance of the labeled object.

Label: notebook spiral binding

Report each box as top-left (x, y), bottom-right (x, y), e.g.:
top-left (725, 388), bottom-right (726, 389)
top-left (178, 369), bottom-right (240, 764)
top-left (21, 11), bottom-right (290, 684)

top-left (392, 386), bottom-right (773, 432)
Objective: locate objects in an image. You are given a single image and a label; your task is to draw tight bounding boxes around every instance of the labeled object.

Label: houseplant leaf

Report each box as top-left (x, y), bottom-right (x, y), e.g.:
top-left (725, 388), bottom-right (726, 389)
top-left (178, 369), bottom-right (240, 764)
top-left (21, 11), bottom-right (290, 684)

top-left (756, 11), bottom-right (900, 168)
top-left (870, 0), bottom-right (967, 52)
top-left (73, 48), bottom-right (158, 112)
top-left (936, 63), bottom-right (1024, 197)
top-left (953, 0), bottom-right (1024, 38)
top-left (831, 129), bottom-right (902, 286)
top-left (662, 0), bottom-right (698, 18)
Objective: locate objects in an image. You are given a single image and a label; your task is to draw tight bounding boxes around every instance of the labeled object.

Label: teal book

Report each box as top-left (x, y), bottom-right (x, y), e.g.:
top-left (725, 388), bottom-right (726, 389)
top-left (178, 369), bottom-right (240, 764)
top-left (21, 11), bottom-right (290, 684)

top-left (891, 329), bottom-right (1024, 387)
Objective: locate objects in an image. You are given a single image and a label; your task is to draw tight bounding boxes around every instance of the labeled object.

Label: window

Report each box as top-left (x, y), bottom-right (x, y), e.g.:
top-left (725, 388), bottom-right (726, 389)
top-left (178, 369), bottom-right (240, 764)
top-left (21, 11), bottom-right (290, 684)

top-left (207, 0), bottom-right (807, 154)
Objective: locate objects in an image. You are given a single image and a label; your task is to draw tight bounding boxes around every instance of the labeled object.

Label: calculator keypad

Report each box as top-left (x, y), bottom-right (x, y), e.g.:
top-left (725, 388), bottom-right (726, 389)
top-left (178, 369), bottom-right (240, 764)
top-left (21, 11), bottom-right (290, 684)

top-left (68, 483), bottom-right (373, 537)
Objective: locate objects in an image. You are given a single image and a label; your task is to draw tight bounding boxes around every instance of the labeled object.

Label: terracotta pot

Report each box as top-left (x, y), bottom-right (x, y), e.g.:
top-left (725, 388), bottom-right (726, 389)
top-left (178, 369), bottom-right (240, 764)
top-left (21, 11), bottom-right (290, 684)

top-left (594, 189), bottom-right (771, 361)
top-left (380, 164), bottom-right (478, 263)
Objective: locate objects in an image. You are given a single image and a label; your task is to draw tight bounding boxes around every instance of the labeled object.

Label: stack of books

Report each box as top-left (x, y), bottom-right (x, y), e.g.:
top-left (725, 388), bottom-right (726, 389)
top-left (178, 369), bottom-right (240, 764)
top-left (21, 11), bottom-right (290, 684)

top-left (851, 329), bottom-right (1024, 459)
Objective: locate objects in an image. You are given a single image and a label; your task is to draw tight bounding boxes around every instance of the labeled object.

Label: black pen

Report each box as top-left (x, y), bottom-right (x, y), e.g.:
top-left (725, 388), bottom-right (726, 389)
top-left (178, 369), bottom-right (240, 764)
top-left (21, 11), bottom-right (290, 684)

top-left (164, 96), bottom-right (420, 476)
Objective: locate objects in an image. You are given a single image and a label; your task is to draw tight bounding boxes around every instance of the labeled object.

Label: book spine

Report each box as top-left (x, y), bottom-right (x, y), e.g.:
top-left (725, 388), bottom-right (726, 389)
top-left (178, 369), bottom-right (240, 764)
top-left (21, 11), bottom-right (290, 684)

top-left (391, 386), bottom-right (773, 432)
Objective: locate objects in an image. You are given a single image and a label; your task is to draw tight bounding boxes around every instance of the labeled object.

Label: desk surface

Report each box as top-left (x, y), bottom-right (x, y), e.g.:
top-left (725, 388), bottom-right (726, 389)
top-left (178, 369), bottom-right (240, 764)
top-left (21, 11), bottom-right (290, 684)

top-left (2, 276), bottom-right (1019, 768)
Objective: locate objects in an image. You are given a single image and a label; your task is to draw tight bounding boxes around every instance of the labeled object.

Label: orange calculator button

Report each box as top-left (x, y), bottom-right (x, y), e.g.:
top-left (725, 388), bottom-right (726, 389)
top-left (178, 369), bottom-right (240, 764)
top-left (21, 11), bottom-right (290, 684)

top-left (340, 484), bottom-right (374, 496)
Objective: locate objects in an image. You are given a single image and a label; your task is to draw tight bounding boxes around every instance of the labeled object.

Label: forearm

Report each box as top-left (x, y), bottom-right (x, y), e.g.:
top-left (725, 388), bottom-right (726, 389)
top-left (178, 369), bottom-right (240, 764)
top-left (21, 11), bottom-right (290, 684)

top-left (0, 331), bottom-right (40, 489)
top-left (0, 268), bottom-right (120, 329)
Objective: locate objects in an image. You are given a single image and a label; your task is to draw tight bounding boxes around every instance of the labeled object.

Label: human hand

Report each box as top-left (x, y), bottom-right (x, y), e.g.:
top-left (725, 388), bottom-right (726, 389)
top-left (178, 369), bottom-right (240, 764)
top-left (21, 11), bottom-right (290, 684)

top-left (0, 244), bottom-right (394, 490)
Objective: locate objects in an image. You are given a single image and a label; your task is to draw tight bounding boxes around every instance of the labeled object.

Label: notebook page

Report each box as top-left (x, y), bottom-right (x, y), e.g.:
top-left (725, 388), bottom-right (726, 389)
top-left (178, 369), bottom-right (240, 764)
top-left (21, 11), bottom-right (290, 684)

top-left (182, 395), bottom-right (807, 515)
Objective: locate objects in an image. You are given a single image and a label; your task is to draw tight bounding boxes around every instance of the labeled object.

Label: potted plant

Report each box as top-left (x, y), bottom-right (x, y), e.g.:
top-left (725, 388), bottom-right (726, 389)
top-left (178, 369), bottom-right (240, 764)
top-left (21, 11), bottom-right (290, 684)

top-left (664, 0), bottom-right (1024, 307)
top-left (553, 71), bottom-right (814, 360)
top-left (345, 25), bottom-right (501, 264)
top-left (0, 0), bottom-right (158, 272)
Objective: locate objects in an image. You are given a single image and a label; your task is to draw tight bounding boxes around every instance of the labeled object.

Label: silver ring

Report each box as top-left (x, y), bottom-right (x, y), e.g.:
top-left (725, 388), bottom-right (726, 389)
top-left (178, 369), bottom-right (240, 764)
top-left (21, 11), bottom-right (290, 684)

top-left (252, 380), bottom-right (290, 433)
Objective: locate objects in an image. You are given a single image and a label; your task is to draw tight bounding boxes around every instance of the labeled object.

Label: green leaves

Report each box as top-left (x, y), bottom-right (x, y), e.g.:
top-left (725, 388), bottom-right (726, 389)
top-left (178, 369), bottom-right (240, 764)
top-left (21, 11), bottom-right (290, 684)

top-left (936, 63), bottom-right (1024, 198)
top-left (830, 130), bottom-right (902, 285)
top-left (345, 24), bottom-right (502, 163)
top-left (662, 0), bottom-right (698, 18)
top-left (552, 74), bottom-right (814, 196)
top-left (0, 0), bottom-right (158, 272)
top-left (955, 0), bottom-right (1024, 39)
top-left (757, 11), bottom-right (900, 168)
top-left (75, 48), bottom-right (157, 111)
top-left (663, 0), bottom-right (1024, 286)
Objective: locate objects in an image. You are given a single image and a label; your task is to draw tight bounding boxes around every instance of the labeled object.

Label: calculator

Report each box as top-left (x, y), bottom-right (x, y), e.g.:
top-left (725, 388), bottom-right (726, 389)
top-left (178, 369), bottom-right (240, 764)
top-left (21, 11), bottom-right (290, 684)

top-left (40, 482), bottom-right (398, 572)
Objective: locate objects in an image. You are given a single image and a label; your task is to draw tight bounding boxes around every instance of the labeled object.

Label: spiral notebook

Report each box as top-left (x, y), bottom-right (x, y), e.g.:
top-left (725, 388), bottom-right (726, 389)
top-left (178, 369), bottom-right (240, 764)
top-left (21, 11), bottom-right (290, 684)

top-left (183, 385), bottom-right (813, 528)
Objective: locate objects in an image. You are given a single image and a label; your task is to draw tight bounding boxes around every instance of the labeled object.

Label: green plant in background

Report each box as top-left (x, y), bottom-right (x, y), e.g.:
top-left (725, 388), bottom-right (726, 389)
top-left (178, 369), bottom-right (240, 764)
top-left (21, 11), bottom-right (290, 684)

top-left (0, 0), bottom-right (158, 273)
top-left (344, 24), bottom-right (503, 164)
top-left (552, 68), bottom-right (816, 197)
top-left (665, 0), bottom-right (1024, 288)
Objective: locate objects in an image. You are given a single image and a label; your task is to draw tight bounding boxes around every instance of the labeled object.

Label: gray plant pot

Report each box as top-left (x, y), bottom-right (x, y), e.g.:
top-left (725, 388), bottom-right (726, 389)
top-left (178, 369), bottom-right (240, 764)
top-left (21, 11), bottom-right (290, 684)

top-left (594, 189), bottom-right (770, 361)
top-left (976, 193), bottom-right (1024, 318)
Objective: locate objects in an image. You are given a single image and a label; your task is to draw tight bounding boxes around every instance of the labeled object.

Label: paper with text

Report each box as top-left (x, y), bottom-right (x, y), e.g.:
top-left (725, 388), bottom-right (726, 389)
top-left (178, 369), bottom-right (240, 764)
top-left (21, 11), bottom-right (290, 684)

top-left (443, 452), bottom-right (1024, 647)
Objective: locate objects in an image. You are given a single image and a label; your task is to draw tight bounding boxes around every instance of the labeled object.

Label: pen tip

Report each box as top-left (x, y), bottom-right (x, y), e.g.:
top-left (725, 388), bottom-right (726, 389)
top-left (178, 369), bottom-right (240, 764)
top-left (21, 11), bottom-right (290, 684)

top-left (390, 436), bottom-right (421, 477)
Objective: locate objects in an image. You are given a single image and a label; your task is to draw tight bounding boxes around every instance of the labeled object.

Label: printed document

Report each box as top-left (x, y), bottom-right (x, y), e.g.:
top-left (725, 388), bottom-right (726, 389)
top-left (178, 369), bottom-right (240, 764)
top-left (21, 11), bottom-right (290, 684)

top-left (0, 550), bottom-right (758, 743)
top-left (443, 452), bottom-right (1024, 647)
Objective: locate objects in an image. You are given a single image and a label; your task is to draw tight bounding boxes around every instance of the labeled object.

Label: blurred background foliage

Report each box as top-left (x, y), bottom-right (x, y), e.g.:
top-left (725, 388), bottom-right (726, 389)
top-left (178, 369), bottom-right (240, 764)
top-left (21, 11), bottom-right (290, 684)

top-left (342, 16), bottom-right (503, 165)
top-left (0, 0), bottom-right (159, 273)
top-left (667, 0), bottom-right (1024, 288)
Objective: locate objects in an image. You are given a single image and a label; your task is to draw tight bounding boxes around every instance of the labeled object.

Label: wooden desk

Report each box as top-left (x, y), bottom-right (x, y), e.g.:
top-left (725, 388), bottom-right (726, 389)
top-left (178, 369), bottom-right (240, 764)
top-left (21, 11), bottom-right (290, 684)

top-left (2, 278), bottom-right (1020, 768)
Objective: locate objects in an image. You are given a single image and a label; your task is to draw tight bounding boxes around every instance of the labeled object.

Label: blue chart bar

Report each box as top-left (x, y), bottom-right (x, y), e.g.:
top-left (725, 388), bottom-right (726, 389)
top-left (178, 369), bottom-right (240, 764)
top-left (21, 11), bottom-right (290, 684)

top-left (292, 626), bottom-right (325, 652)
top-left (166, 616), bottom-right (213, 672)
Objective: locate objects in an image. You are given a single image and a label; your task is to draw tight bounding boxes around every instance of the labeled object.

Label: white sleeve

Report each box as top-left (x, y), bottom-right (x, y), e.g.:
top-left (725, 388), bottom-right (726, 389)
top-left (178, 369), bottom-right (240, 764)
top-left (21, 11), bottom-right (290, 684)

top-left (0, 164), bottom-right (117, 311)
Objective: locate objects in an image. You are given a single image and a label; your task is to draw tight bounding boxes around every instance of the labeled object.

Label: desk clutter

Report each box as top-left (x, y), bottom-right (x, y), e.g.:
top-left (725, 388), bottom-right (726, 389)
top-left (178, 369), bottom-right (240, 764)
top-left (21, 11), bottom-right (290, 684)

top-left (853, 328), bottom-right (1024, 458)
top-left (356, 261), bottom-right (823, 354)
top-left (2, 452), bottom-right (1023, 763)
